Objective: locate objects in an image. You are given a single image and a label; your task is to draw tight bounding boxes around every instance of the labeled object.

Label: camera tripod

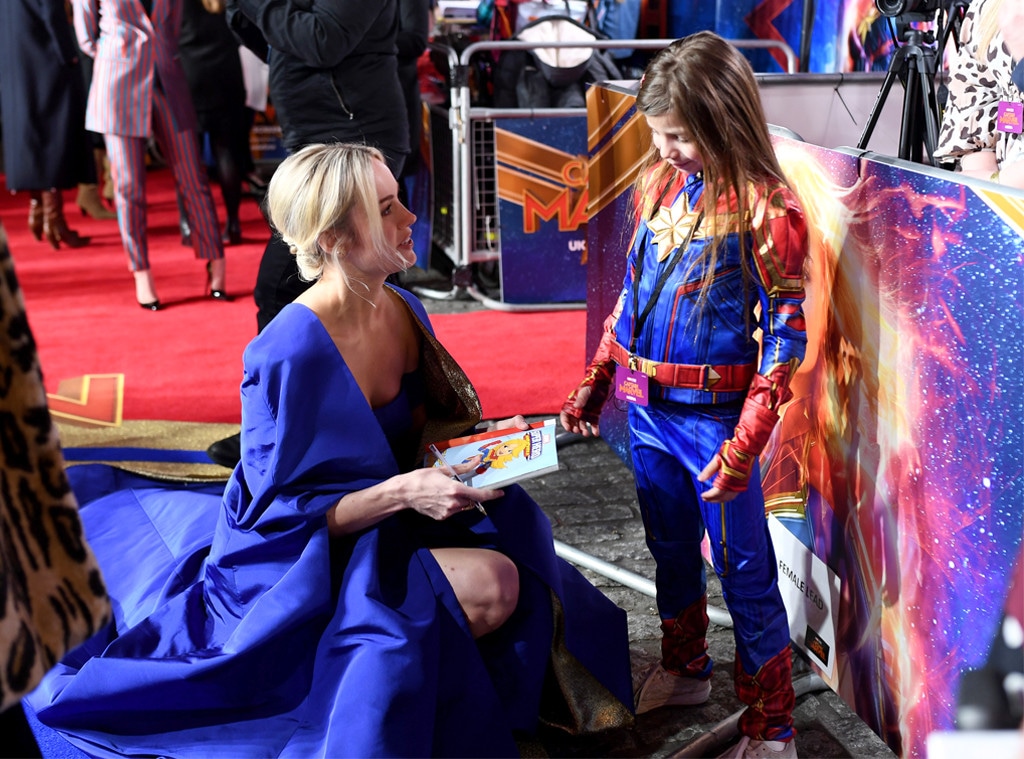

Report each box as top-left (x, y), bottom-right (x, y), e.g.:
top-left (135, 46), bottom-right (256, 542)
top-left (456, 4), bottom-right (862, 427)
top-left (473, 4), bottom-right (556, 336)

top-left (857, 26), bottom-right (940, 165)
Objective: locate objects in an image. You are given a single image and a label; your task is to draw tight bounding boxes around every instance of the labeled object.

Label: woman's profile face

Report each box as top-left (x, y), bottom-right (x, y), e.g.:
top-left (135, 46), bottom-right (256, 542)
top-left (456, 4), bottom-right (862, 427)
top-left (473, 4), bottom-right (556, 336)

top-left (372, 159), bottom-right (418, 268)
top-left (645, 112), bottom-right (704, 176)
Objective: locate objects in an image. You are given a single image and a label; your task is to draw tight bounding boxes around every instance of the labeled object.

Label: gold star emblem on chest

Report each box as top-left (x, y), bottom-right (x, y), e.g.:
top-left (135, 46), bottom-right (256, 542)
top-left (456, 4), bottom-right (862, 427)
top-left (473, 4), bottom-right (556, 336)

top-left (648, 192), bottom-right (700, 262)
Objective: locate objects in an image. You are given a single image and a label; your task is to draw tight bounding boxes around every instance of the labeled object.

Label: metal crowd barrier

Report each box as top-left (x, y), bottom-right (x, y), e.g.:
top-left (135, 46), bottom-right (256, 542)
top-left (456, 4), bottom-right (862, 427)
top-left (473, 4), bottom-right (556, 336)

top-left (425, 37), bottom-right (797, 310)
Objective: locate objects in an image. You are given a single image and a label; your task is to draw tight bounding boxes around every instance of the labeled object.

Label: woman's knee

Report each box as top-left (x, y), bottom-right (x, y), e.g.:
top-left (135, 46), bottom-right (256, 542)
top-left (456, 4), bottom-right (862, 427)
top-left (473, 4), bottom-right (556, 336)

top-left (472, 552), bottom-right (520, 636)
top-left (435, 548), bottom-right (520, 638)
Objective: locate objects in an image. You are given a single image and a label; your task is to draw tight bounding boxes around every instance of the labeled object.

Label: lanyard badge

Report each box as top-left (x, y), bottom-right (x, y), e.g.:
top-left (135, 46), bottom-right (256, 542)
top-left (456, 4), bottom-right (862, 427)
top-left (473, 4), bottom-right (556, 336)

top-left (621, 188), bottom-right (705, 407)
top-left (615, 364), bottom-right (649, 406)
top-left (997, 101), bottom-right (1023, 134)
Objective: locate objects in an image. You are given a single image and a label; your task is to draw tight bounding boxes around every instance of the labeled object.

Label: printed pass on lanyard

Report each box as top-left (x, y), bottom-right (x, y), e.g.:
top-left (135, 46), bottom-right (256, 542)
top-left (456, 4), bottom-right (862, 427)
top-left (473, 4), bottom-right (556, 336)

top-left (615, 365), bottom-right (649, 406)
top-left (997, 101), bottom-right (1023, 134)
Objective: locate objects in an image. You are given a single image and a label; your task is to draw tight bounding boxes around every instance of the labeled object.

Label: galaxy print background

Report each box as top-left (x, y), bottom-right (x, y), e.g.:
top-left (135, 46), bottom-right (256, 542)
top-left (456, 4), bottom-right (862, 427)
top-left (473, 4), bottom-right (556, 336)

top-left (585, 86), bottom-right (1024, 758)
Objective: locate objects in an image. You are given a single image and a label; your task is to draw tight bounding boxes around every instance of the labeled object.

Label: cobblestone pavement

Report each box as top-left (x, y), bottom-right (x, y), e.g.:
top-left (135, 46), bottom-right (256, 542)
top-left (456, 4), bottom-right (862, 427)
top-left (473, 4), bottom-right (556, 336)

top-left (418, 284), bottom-right (898, 758)
top-left (519, 433), bottom-right (897, 759)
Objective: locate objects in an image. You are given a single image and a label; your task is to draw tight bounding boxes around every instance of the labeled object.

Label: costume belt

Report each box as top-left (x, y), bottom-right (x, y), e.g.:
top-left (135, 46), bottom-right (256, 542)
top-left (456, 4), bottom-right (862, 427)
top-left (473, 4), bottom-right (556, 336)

top-left (609, 342), bottom-right (756, 392)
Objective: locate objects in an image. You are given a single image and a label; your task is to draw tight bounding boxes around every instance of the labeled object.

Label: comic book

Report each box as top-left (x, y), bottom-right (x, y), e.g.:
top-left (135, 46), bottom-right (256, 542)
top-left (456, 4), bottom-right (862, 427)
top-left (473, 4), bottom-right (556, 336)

top-left (427, 418), bottom-right (560, 490)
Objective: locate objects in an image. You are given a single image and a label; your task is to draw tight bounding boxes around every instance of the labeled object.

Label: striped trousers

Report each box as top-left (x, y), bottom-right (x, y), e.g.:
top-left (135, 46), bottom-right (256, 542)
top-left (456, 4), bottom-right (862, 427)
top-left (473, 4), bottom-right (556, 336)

top-left (104, 84), bottom-right (223, 272)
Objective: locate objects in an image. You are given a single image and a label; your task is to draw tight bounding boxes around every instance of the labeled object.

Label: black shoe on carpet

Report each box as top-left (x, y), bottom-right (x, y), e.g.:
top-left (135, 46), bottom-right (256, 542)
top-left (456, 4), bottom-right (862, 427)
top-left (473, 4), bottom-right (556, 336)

top-left (207, 431), bottom-right (242, 469)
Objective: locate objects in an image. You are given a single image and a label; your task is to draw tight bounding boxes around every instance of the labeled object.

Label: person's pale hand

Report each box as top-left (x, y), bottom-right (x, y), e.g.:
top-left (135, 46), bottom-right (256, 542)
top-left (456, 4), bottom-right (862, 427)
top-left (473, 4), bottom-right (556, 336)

top-left (1000, 2), bottom-right (1024, 63)
top-left (697, 454), bottom-right (739, 503)
top-left (488, 415), bottom-right (530, 432)
top-left (560, 385), bottom-right (601, 437)
top-left (404, 458), bottom-right (502, 520)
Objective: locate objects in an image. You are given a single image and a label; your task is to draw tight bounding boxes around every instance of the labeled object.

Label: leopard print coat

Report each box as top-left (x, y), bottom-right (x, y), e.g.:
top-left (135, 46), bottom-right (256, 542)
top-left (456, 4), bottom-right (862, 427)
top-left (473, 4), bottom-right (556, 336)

top-left (937, 0), bottom-right (1024, 168)
top-left (0, 224), bottom-right (110, 712)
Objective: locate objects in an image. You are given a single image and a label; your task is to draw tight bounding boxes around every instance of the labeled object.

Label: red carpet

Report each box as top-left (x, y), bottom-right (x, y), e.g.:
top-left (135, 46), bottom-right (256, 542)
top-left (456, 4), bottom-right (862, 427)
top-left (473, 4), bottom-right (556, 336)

top-left (0, 168), bottom-right (585, 424)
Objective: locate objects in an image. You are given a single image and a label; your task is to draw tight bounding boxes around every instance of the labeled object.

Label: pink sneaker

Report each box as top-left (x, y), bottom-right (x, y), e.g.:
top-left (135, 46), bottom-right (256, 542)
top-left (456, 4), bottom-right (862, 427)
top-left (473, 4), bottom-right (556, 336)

top-left (634, 663), bottom-right (711, 714)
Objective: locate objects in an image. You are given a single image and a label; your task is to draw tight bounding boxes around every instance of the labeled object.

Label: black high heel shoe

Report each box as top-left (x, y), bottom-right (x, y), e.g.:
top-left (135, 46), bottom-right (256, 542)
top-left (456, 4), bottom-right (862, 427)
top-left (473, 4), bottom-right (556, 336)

top-left (206, 261), bottom-right (232, 301)
top-left (222, 219), bottom-right (242, 246)
top-left (138, 300), bottom-right (161, 311)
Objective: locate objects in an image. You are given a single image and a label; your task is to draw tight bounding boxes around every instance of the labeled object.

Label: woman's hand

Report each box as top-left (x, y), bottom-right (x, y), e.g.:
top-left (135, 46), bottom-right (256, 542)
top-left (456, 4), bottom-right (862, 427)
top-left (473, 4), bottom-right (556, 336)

top-left (328, 457), bottom-right (503, 536)
top-left (401, 458), bottom-right (502, 521)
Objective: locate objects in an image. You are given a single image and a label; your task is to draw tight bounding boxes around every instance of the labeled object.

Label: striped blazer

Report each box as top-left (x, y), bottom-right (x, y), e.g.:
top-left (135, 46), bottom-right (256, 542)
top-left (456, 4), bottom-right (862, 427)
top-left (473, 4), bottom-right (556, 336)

top-left (73, 0), bottom-right (198, 137)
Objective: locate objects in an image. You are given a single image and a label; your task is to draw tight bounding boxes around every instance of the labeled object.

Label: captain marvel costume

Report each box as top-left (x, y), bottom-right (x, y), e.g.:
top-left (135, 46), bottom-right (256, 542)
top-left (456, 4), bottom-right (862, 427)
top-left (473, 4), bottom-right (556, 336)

top-left (24, 287), bottom-right (634, 758)
top-left (564, 168), bottom-right (808, 740)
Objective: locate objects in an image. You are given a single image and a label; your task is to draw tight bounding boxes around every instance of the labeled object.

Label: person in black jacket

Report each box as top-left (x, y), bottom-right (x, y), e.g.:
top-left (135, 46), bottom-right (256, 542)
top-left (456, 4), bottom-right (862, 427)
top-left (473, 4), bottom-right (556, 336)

top-left (225, 0), bottom-right (409, 330)
top-left (397, 0), bottom-right (431, 184)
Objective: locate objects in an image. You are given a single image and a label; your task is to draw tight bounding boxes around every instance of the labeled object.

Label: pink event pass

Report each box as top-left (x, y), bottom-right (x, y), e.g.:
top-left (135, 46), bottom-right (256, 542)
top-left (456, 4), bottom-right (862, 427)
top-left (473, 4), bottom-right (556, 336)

top-left (997, 101), bottom-right (1023, 134)
top-left (615, 364), bottom-right (649, 406)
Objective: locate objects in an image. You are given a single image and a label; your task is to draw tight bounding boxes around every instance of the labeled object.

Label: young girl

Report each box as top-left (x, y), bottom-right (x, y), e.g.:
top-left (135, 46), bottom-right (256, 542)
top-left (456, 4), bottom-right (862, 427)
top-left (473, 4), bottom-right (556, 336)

top-left (561, 32), bottom-right (809, 759)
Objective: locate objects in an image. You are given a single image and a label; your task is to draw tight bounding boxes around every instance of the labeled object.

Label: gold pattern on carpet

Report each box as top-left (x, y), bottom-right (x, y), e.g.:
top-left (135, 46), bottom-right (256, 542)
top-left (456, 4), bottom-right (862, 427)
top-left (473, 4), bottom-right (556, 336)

top-left (58, 419), bottom-right (238, 482)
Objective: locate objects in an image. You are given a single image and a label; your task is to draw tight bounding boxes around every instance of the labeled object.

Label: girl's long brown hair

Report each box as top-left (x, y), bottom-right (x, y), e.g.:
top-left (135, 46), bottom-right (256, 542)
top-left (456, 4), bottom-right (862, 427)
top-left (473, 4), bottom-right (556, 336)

top-left (633, 31), bottom-right (789, 312)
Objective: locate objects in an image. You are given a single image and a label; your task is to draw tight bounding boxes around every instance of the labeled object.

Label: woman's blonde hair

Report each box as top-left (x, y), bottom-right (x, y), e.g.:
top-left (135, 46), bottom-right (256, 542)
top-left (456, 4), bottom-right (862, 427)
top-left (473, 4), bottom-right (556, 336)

top-left (264, 143), bottom-right (408, 283)
top-left (975, 0), bottom-right (1006, 63)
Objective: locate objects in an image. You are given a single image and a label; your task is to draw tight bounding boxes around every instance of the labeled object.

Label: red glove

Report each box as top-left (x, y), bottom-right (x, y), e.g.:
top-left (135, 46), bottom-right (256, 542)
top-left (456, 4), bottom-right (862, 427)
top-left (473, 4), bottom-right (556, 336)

top-left (712, 361), bottom-right (797, 493)
top-left (562, 313), bottom-right (618, 428)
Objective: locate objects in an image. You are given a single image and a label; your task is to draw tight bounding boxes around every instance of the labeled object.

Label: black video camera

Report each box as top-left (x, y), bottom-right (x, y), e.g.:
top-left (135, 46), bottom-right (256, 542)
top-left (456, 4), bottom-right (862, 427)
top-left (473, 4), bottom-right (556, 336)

top-left (874, 0), bottom-right (946, 16)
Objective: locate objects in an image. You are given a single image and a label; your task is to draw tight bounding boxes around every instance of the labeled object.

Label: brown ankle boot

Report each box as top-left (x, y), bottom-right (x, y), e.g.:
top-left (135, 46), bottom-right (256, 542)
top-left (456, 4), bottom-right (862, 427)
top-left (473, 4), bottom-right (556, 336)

top-left (27, 192), bottom-right (44, 240)
top-left (100, 150), bottom-right (115, 202)
top-left (76, 184), bottom-right (117, 220)
top-left (41, 190), bottom-right (88, 249)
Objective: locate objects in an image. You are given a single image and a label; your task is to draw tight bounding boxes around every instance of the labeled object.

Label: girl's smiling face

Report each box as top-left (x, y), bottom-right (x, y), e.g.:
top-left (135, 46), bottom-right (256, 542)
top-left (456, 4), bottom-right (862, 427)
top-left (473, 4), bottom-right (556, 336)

top-left (645, 113), bottom-right (704, 176)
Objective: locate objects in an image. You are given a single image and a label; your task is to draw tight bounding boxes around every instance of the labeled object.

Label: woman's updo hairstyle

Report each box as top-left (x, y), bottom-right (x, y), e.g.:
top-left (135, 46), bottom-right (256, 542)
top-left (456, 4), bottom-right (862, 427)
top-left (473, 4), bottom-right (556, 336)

top-left (264, 143), bottom-right (405, 281)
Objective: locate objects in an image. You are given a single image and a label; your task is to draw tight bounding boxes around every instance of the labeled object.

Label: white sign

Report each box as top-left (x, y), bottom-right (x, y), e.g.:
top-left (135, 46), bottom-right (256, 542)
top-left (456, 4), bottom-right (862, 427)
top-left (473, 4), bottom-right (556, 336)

top-left (768, 514), bottom-right (841, 680)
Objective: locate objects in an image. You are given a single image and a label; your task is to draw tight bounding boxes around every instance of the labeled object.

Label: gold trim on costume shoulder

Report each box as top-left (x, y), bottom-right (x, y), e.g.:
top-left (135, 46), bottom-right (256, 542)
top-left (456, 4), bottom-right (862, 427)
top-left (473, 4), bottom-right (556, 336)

top-left (749, 183), bottom-right (806, 296)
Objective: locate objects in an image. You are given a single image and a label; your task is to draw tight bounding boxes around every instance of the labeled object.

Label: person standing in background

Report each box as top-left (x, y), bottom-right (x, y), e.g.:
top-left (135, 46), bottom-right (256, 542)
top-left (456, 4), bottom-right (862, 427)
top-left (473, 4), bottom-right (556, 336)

top-left (203, 0), bottom-right (413, 470)
top-left (0, 0), bottom-right (91, 249)
top-left (937, 0), bottom-right (1024, 188)
top-left (74, 0), bottom-right (228, 310)
top-left (397, 0), bottom-right (432, 187)
top-left (226, 0), bottom-right (409, 331)
top-left (178, 0), bottom-right (255, 246)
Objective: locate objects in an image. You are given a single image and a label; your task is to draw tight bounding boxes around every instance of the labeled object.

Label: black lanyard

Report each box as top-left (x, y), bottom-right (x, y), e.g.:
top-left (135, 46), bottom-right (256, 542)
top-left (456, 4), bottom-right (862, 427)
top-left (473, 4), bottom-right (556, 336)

top-left (628, 203), bottom-right (704, 355)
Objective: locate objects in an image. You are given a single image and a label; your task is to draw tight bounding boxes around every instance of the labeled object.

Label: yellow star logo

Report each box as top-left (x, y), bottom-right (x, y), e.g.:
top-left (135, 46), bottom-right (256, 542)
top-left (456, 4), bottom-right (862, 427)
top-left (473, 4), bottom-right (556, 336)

top-left (647, 192), bottom-right (699, 261)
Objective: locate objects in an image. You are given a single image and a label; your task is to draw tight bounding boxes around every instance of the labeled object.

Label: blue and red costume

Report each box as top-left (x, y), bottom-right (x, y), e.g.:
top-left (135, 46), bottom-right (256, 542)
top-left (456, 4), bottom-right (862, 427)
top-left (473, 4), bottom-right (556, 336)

top-left (565, 168), bottom-right (808, 741)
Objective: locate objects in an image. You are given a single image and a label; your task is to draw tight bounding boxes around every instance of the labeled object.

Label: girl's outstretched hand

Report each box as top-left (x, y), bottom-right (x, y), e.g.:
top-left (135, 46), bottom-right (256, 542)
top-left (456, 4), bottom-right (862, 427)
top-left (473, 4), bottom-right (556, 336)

top-left (560, 385), bottom-right (601, 437)
top-left (697, 455), bottom-right (739, 503)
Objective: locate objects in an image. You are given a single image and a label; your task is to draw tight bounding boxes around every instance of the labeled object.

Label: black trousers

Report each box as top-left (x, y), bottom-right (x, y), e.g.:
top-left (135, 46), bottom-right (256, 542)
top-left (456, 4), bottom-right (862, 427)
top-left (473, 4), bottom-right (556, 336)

top-left (254, 234), bottom-right (312, 332)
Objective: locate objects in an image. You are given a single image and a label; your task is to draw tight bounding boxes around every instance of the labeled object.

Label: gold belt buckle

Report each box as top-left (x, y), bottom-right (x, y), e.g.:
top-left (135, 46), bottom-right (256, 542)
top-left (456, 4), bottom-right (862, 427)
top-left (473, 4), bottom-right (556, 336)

top-left (628, 354), bottom-right (657, 378)
top-left (703, 365), bottom-right (722, 390)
